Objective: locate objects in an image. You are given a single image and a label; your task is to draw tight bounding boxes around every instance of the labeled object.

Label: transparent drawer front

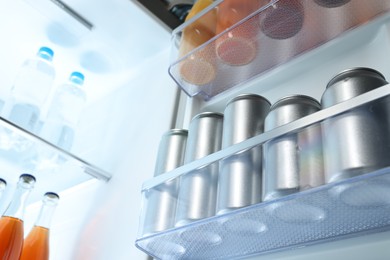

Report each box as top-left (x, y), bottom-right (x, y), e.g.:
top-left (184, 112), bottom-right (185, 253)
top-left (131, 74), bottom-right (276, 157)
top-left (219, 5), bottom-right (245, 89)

top-left (169, 0), bottom-right (390, 100)
top-left (136, 85), bottom-right (390, 259)
top-left (137, 169), bottom-right (390, 259)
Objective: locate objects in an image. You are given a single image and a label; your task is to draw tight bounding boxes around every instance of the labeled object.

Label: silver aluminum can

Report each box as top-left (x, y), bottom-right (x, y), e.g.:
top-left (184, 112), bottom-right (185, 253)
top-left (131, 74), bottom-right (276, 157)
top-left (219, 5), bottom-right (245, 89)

top-left (217, 94), bottom-right (270, 215)
top-left (175, 112), bottom-right (223, 227)
top-left (142, 129), bottom-right (188, 236)
top-left (263, 95), bottom-right (323, 201)
top-left (321, 67), bottom-right (390, 183)
top-left (314, 0), bottom-right (350, 8)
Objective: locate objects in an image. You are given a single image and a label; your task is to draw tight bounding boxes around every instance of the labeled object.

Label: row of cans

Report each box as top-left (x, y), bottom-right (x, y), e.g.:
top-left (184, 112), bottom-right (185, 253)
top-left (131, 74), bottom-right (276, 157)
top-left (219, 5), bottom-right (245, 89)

top-left (141, 67), bottom-right (390, 236)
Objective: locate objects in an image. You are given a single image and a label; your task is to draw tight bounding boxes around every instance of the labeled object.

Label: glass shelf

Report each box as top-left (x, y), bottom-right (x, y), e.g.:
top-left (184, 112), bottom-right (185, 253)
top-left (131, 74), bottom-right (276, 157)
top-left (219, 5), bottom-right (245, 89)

top-left (168, 0), bottom-right (390, 100)
top-left (136, 84), bottom-right (390, 260)
top-left (0, 117), bottom-right (111, 204)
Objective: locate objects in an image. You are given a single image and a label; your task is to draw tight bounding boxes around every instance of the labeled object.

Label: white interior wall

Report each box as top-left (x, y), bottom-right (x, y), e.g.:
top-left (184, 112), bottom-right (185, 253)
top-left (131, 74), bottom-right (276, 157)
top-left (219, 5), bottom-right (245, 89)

top-left (24, 47), bottom-right (178, 260)
top-left (1, 0), bottom-right (179, 259)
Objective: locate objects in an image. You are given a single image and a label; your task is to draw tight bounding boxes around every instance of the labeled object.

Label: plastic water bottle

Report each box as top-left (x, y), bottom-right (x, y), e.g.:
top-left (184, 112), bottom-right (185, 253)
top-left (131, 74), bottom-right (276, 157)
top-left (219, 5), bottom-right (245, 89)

top-left (39, 71), bottom-right (86, 151)
top-left (6, 47), bottom-right (56, 133)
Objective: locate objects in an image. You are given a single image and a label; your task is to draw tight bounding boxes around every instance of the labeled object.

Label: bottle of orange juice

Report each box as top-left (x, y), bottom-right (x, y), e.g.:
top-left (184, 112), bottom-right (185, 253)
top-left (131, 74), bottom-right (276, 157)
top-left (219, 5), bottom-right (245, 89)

top-left (20, 192), bottom-right (60, 260)
top-left (179, 0), bottom-right (217, 85)
top-left (216, 0), bottom-right (265, 66)
top-left (0, 174), bottom-right (36, 260)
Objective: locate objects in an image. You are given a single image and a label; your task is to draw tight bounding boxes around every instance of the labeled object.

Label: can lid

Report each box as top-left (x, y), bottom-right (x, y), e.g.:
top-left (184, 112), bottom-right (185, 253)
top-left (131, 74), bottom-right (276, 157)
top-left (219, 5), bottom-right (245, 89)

top-left (191, 112), bottom-right (224, 121)
top-left (270, 95), bottom-right (321, 111)
top-left (163, 129), bottom-right (188, 137)
top-left (226, 93), bottom-right (271, 107)
top-left (314, 0), bottom-right (350, 8)
top-left (326, 67), bottom-right (386, 89)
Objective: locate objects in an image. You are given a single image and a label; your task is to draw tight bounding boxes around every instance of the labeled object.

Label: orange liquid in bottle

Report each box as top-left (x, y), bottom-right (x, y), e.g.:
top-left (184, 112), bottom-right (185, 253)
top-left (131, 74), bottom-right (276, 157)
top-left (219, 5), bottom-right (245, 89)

top-left (20, 226), bottom-right (49, 260)
top-left (179, 0), bottom-right (217, 85)
top-left (0, 216), bottom-right (24, 260)
top-left (216, 0), bottom-right (263, 65)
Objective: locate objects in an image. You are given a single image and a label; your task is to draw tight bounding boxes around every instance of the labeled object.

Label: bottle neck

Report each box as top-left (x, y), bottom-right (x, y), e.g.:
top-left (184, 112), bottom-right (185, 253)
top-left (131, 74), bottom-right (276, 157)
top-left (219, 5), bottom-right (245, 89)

top-left (0, 180), bottom-right (5, 200)
top-left (70, 77), bottom-right (84, 86)
top-left (37, 51), bottom-right (53, 62)
top-left (35, 202), bottom-right (57, 229)
top-left (3, 185), bottom-right (32, 220)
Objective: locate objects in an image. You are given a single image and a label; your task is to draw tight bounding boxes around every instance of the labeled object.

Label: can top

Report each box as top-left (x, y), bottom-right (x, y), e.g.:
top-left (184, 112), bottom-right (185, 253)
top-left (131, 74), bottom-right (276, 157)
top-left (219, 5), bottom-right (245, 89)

top-left (270, 94), bottom-right (321, 111)
top-left (191, 112), bottom-right (224, 122)
top-left (266, 95), bottom-right (321, 130)
top-left (226, 93), bottom-right (271, 108)
top-left (326, 67), bottom-right (386, 89)
top-left (322, 67), bottom-right (388, 107)
top-left (314, 0), bottom-right (350, 8)
top-left (162, 129), bottom-right (188, 137)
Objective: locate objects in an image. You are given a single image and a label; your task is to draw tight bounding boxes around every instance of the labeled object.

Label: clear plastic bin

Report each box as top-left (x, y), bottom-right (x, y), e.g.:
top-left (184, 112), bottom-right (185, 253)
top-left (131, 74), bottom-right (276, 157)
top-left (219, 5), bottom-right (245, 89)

top-left (136, 84), bottom-right (390, 260)
top-left (168, 0), bottom-right (390, 100)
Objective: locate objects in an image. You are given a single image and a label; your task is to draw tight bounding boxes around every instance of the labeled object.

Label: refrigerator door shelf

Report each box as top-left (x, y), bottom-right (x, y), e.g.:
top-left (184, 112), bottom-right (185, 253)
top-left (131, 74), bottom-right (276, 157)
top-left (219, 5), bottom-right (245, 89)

top-left (136, 84), bottom-right (390, 260)
top-left (0, 116), bottom-right (111, 206)
top-left (169, 0), bottom-right (390, 101)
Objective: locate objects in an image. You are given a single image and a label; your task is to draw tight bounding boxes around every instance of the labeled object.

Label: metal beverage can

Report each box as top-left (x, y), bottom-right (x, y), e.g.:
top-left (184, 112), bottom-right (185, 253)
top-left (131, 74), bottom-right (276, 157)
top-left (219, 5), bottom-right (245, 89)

top-left (321, 67), bottom-right (390, 183)
top-left (314, 0), bottom-right (350, 8)
top-left (175, 112), bottom-right (223, 226)
top-left (142, 129), bottom-right (188, 236)
top-left (217, 94), bottom-right (270, 215)
top-left (263, 95), bottom-right (323, 201)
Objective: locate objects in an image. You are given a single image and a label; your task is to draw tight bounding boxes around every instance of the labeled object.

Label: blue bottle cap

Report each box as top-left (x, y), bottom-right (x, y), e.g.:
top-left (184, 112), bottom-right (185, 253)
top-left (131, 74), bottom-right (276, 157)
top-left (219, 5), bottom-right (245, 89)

top-left (70, 71), bottom-right (85, 85)
top-left (38, 46), bottom-right (54, 61)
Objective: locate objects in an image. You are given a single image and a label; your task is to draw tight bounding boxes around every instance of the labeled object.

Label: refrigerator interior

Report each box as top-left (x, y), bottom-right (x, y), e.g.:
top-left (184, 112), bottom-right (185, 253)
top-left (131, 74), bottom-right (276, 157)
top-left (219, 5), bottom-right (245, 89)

top-left (137, 0), bottom-right (390, 259)
top-left (0, 0), bottom-right (177, 259)
top-left (1, 0), bottom-right (390, 259)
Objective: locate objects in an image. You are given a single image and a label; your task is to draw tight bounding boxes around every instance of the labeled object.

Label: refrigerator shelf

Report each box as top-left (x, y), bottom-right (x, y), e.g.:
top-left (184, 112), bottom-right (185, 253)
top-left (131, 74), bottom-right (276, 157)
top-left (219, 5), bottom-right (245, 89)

top-left (0, 116), bottom-right (111, 203)
top-left (136, 84), bottom-right (390, 259)
top-left (168, 0), bottom-right (390, 101)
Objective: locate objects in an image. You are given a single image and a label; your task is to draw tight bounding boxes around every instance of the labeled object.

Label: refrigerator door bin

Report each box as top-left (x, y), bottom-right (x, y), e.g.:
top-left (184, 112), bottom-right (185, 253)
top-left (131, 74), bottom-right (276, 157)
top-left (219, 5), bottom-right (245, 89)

top-left (136, 84), bottom-right (390, 260)
top-left (0, 117), bottom-right (111, 204)
top-left (168, 0), bottom-right (390, 100)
